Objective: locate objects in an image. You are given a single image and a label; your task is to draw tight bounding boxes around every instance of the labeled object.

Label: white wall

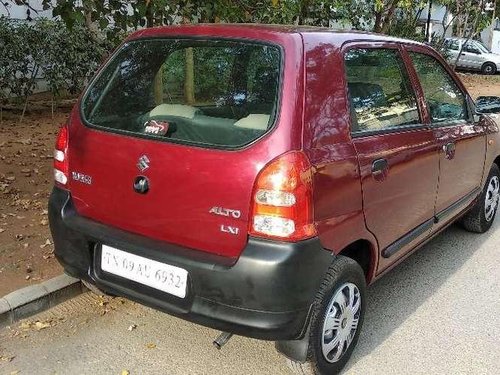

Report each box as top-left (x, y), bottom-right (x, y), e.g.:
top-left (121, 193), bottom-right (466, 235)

top-left (419, 4), bottom-right (450, 23)
top-left (1, 0), bottom-right (53, 20)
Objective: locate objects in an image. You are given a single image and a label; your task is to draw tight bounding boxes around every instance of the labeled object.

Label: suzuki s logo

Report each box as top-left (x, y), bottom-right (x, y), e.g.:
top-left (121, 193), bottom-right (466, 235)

top-left (137, 155), bottom-right (150, 172)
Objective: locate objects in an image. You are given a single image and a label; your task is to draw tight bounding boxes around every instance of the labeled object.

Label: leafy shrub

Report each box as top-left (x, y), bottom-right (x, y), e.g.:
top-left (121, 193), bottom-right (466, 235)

top-left (0, 16), bottom-right (117, 118)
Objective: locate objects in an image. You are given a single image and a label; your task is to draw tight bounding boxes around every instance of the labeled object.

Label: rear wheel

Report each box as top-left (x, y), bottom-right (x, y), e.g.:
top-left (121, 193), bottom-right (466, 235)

top-left (461, 164), bottom-right (500, 233)
top-left (286, 256), bottom-right (366, 375)
top-left (481, 62), bottom-right (497, 75)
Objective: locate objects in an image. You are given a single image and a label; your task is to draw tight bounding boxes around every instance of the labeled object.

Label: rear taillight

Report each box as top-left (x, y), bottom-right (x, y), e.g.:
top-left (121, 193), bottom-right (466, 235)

top-left (249, 151), bottom-right (316, 241)
top-left (54, 124), bottom-right (69, 186)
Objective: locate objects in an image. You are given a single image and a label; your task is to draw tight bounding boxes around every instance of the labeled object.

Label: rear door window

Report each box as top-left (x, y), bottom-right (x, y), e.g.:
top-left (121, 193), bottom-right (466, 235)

top-left (82, 39), bottom-right (282, 148)
top-left (409, 52), bottom-right (468, 124)
top-left (344, 48), bottom-right (420, 134)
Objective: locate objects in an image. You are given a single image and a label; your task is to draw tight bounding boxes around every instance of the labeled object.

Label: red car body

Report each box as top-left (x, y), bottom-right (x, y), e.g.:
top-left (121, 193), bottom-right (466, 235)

top-left (49, 24), bottom-right (500, 372)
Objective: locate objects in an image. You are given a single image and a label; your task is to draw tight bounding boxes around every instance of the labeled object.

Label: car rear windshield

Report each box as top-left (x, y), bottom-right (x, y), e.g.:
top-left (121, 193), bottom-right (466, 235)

top-left (81, 38), bottom-right (282, 148)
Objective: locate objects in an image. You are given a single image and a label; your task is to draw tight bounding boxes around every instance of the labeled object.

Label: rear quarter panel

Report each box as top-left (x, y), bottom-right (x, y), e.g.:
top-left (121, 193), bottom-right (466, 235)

top-left (301, 33), bottom-right (378, 280)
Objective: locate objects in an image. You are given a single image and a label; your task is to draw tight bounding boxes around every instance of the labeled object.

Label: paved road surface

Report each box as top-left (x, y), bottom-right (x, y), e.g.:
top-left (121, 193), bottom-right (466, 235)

top-left (1, 220), bottom-right (499, 375)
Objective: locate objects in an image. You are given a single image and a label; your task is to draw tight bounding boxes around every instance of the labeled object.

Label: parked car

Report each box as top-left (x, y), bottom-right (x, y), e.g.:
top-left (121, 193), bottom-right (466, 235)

top-left (444, 37), bottom-right (500, 74)
top-left (49, 25), bottom-right (500, 374)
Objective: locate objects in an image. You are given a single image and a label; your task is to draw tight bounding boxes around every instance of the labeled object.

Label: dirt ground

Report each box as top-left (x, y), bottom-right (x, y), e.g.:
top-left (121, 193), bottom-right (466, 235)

top-left (0, 110), bottom-right (69, 296)
top-left (0, 72), bottom-right (498, 297)
top-left (458, 72), bottom-right (500, 98)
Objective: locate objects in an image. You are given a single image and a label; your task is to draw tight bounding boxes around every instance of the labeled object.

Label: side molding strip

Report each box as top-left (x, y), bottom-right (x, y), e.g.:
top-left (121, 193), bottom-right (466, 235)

top-left (382, 188), bottom-right (481, 259)
top-left (434, 188), bottom-right (480, 223)
top-left (382, 219), bottom-right (434, 258)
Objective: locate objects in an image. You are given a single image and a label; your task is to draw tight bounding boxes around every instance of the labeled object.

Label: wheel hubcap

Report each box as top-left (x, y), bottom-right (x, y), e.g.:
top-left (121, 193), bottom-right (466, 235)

top-left (485, 176), bottom-right (500, 222)
top-left (321, 283), bottom-right (361, 363)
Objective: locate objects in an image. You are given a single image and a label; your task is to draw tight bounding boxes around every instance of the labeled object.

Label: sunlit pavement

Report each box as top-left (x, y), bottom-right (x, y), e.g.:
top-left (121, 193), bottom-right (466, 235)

top-left (1, 220), bottom-right (499, 375)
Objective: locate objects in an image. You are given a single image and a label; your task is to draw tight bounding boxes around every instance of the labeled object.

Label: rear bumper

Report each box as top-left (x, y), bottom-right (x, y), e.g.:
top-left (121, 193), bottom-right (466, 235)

top-left (48, 187), bottom-right (333, 340)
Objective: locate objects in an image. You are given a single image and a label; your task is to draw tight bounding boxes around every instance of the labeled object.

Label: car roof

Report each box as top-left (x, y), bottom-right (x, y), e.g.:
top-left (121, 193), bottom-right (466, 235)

top-left (128, 23), bottom-right (428, 47)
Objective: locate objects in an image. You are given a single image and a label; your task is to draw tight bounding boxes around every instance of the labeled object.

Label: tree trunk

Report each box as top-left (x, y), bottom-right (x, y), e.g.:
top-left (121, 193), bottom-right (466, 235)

top-left (51, 93), bottom-right (55, 119)
top-left (153, 68), bottom-right (163, 105)
top-left (184, 48), bottom-right (195, 105)
top-left (82, 0), bottom-right (99, 42)
top-left (374, 11), bottom-right (383, 33)
top-left (373, 0), bottom-right (398, 34)
top-left (381, 2), bottom-right (398, 34)
top-left (453, 0), bottom-right (486, 70)
top-left (20, 65), bottom-right (39, 123)
top-left (146, 1), bottom-right (154, 28)
top-left (425, 0), bottom-right (433, 42)
top-left (20, 97), bottom-right (29, 124)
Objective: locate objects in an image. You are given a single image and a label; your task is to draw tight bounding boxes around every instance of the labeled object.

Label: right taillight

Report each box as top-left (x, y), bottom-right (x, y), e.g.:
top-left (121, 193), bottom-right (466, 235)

top-left (249, 151), bottom-right (316, 241)
top-left (54, 124), bottom-right (69, 187)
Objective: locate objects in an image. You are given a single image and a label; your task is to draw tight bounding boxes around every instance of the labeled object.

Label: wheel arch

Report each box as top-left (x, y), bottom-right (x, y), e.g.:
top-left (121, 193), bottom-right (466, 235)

top-left (494, 155), bottom-right (500, 169)
top-left (337, 239), bottom-right (377, 284)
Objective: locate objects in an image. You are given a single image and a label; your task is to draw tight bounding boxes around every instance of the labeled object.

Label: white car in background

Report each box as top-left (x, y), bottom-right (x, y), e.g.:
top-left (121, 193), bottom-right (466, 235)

top-left (444, 37), bottom-right (500, 75)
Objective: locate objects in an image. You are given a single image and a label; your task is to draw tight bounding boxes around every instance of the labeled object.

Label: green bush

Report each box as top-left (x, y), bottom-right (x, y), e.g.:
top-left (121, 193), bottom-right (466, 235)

top-left (0, 16), bottom-right (117, 118)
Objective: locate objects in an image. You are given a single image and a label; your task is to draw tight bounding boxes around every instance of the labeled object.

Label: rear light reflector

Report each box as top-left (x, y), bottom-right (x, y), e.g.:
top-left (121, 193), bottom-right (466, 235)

top-left (255, 190), bottom-right (296, 207)
top-left (249, 151), bottom-right (316, 241)
top-left (54, 169), bottom-right (68, 185)
top-left (253, 215), bottom-right (295, 237)
top-left (54, 150), bottom-right (65, 162)
top-left (54, 124), bottom-right (69, 187)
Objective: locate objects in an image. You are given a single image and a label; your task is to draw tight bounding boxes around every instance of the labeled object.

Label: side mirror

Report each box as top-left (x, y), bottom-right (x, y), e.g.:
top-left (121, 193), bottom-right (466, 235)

top-left (475, 96), bottom-right (500, 114)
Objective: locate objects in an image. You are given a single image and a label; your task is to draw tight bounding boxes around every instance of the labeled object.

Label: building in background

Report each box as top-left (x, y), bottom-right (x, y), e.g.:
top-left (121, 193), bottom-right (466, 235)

top-left (418, 3), bottom-right (454, 41)
top-left (0, 0), bottom-right (53, 20)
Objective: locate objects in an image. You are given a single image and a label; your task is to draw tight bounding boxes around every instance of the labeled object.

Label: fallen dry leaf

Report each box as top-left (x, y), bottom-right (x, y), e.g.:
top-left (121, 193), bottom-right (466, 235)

top-left (146, 343), bottom-right (156, 349)
top-left (34, 321), bottom-right (51, 330)
top-left (121, 370), bottom-right (130, 375)
top-left (19, 318), bottom-right (59, 332)
top-left (39, 239), bottom-right (52, 248)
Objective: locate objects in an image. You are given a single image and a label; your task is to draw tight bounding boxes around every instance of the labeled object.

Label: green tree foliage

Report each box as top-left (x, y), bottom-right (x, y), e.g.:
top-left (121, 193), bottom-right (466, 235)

top-left (34, 0), bottom-right (355, 29)
top-left (0, 16), bottom-right (113, 119)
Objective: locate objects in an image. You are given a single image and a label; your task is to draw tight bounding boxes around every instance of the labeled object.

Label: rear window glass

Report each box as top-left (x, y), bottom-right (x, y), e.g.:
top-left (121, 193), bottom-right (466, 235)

top-left (345, 48), bottom-right (420, 133)
top-left (81, 39), bottom-right (282, 148)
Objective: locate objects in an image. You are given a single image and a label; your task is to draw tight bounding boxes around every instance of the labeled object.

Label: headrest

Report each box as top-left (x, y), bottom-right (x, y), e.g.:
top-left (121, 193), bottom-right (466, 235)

top-left (150, 104), bottom-right (197, 119)
top-left (233, 114), bottom-right (270, 130)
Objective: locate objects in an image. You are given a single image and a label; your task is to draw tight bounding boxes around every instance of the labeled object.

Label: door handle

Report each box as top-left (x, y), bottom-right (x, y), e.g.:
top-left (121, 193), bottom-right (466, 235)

top-left (443, 142), bottom-right (456, 159)
top-left (371, 158), bottom-right (389, 181)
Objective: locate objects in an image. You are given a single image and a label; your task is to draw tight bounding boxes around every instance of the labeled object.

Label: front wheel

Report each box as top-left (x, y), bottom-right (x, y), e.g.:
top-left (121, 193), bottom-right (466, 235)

top-left (286, 256), bottom-right (366, 375)
top-left (461, 164), bottom-right (500, 233)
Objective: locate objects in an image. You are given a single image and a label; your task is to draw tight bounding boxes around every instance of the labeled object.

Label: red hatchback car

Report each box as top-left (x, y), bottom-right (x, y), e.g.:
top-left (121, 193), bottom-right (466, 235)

top-left (49, 24), bottom-right (500, 374)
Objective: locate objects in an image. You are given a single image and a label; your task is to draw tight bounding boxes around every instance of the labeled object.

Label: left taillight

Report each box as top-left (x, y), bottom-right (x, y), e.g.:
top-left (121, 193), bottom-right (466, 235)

top-left (249, 151), bottom-right (316, 242)
top-left (54, 124), bottom-right (69, 187)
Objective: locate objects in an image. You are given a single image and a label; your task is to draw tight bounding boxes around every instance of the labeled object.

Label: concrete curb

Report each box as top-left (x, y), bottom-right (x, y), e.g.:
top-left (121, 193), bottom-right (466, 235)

top-left (0, 274), bottom-right (83, 328)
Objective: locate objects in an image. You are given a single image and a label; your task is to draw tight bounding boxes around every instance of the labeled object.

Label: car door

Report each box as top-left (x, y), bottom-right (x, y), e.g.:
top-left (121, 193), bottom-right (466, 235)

top-left (407, 48), bottom-right (486, 231)
top-left (462, 41), bottom-right (485, 70)
top-left (344, 44), bottom-right (440, 273)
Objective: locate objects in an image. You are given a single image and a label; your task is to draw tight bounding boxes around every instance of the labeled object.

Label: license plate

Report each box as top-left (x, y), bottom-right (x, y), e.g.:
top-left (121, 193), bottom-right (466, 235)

top-left (100, 245), bottom-right (188, 298)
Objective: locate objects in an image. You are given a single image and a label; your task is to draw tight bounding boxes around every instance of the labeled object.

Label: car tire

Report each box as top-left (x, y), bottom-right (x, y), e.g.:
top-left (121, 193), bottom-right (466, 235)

top-left (461, 164), bottom-right (500, 233)
top-left (286, 256), bottom-right (366, 375)
top-left (481, 62), bottom-right (497, 75)
top-left (82, 279), bottom-right (107, 296)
